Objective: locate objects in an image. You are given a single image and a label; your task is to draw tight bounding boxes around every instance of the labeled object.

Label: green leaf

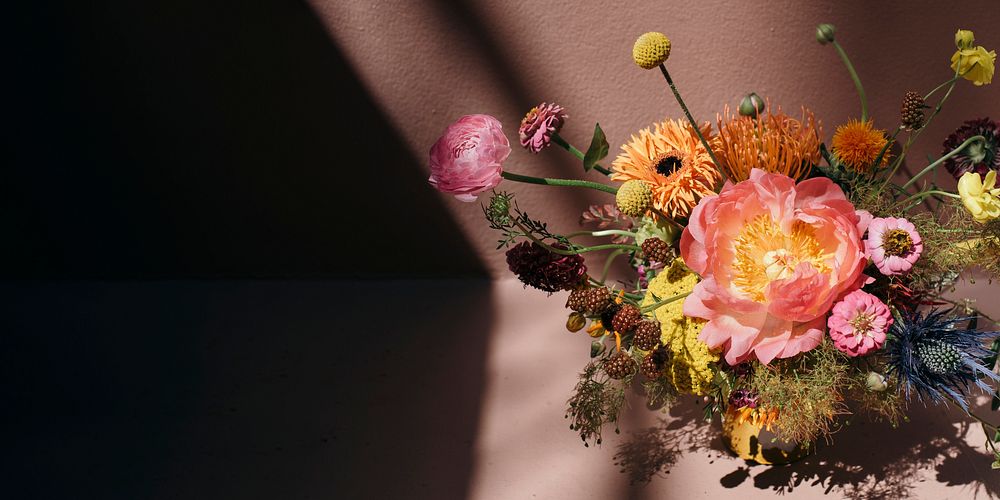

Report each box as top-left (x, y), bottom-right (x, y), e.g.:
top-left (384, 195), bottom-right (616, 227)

top-left (583, 123), bottom-right (609, 172)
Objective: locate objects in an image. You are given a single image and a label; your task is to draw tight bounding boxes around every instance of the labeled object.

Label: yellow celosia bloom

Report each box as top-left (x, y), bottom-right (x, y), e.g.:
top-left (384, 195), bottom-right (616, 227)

top-left (952, 45), bottom-right (996, 86)
top-left (642, 259), bottom-right (719, 395)
top-left (958, 170), bottom-right (1000, 223)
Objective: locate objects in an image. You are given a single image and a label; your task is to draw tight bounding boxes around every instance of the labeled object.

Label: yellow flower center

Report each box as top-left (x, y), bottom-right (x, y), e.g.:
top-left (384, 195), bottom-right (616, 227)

top-left (732, 215), bottom-right (830, 302)
top-left (881, 229), bottom-right (914, 256)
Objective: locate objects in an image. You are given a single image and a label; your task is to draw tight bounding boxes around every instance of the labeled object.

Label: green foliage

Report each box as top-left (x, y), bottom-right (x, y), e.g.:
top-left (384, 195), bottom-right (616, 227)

top-left (566, 360), bottom-right (631, 447)
top-left (583, 123), bottom-right (609, 172)
top-left (483, 191), bottom-right (569, 249)
top-left (750, 340), bottom-right (850, 444)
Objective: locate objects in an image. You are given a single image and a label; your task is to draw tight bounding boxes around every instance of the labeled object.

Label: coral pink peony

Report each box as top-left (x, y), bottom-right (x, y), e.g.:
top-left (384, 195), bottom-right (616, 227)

top-left (827, 290), bottom-right (892, 356)
top-left (865, 217), bottom-right (922, 276)
top-left (428, 114), bottom-right (511, 202)
top-left (680, 169), bottom-right (871, 365)
top-left (519, 103), bottom-right (567, 153)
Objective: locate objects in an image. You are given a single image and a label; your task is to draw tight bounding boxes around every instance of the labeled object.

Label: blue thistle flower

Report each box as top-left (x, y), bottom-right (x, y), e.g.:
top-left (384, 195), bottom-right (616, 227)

top-left (883, 308), bottom-right (1000, 412)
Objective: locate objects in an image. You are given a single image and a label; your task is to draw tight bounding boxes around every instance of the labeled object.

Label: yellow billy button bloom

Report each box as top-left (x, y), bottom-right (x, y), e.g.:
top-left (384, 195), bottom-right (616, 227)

top-left (951, 32), bottom-right (996, 86)
top-left (958, 170), bottom-right (1000, 223)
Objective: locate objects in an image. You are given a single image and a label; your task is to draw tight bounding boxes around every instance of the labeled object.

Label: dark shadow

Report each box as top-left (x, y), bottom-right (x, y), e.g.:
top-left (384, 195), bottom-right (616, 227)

top-left (614, 397), bottom-right (999, 498)
top-left (2, 279), bottom-right (493, 499)
top-left (7, 1), bottom-right (484, 278)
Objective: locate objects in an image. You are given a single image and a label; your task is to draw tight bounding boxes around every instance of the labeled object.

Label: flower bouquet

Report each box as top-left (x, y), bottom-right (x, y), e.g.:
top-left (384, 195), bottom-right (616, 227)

top-left (428, 25), bottom-right (1000, 467)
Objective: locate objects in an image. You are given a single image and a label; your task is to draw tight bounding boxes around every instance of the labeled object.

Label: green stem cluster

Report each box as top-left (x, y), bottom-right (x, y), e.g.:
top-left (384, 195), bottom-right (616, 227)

top-left (501, 171), bottom-right (618, 195)
top-left (901, 135), bottom-right (986, 191)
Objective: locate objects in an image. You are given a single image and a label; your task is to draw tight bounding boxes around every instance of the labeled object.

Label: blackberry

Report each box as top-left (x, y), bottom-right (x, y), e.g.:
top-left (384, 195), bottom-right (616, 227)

top-left (633, 320), bottom-right (661, 350)
top-left (900, 91), bottom-right (926, 131)
top-left (641, 347), bottom-right (669, 379)
top-left (641, 237), bottom-right (671, 263)
top-left (603, 351), bottom-right (637, 380)
top-left (611, 304), bottom-right (642, 333)
top-left (566, 286), bottom-right (613, 314)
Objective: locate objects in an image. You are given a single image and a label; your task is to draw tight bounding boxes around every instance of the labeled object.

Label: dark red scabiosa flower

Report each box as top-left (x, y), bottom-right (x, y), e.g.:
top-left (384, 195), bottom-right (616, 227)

top-left (505, 242), bottom-right (586, 293)
top-left (943, 117), bottom-right (1000, 178)
top-left (727, 389), bottom-right (760, 409)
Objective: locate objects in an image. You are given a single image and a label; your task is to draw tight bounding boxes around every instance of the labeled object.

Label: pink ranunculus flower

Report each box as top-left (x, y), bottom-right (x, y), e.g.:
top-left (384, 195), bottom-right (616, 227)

top-left (680, 168), bottom-right (871, 365)
top-left (519, 102), bottom-right (567, 153)
top-left (827, 290), bottom-right (892, 356)
top-left (865, 217), bottom-right (922, 276)
top-left (428, 114), bottom-right (511, 202)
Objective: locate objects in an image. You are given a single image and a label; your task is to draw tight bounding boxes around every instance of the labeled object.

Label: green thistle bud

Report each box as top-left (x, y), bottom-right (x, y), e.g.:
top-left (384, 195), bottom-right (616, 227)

top-left (816, 23), bottom-right (836, 45)
top-left (738, 92), bottom-right (766, 118)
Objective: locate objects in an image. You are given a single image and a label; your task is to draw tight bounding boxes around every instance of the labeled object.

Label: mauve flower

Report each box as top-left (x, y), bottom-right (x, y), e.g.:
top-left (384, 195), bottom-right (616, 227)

top-left (680, 169), bottom-right (871, 365)
top-left (866, 217), bottom-right (922, 276)
top-left (942, 117), bottom-right (1000, 178)
top-left (428, 114), bottom-right (510, 202)
top-left (519, 103), bottom-right (566, 153)
top-left (827, 290), bottom-right (892, 357)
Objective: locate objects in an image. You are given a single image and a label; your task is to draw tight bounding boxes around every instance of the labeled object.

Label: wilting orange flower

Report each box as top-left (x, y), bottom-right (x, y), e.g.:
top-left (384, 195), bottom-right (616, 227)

top-left (715, 103), bottom-right (822, 182)
top-left (832, 119), bottom-right (890, 172)
top-left (611, 119), bottom-right (722, 219)
top-left (730, 406), bottom-right (780, 431)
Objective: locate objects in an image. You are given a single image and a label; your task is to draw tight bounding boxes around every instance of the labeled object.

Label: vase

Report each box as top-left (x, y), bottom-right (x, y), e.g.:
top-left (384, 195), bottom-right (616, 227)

top-left (721, 410), bottom-right (809, 465)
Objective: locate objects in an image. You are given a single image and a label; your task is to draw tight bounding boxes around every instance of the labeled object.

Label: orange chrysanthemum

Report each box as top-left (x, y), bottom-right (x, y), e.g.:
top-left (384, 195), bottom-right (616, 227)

top-left (831, 119), bottom-right (890, 172)
top-left (715, 103), bottom-right (822, 182)
top-left (610, 119), bottom-right (722, 219)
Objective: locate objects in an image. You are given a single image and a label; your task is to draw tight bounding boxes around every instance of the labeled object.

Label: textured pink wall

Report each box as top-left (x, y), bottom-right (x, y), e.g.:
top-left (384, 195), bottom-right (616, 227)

top-left (316, 0), bottom-right (1000, 277)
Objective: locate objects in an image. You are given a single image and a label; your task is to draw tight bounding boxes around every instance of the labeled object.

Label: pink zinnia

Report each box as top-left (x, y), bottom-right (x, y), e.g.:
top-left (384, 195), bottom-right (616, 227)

top-left (827, 290), bottom-right (892, 356)
top-left (680, 169), bottom-right (872, 365)
top-left (865, 217), bottom-right (922, 276)
top-left (519, 103), bottom-right (567, 153)
top-left (428, 114), bottom-right (510, 202)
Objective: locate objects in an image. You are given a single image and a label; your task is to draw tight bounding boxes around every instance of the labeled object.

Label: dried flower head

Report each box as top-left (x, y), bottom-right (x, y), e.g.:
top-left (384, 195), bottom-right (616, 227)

top-left (943, 117), bottom-right (1000, 178)
top-left (505, 242), bottom-right (586, 292)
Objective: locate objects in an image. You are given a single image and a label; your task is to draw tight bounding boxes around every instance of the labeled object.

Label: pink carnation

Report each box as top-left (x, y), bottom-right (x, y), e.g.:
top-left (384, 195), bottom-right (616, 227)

top-left (865, 217), bottom-right (922, 276)
top-left (519, 103), bottom-right (566, 153)
top-left (680, 169), bottom-right (871, 365)
top-left (827, 290), bottom-right (892, 356)
top-left (428, 114), bottom-right (510, 202)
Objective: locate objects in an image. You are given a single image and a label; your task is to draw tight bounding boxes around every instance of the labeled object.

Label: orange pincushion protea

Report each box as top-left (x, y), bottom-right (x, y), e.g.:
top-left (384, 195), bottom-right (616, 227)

top-left (715, 104), bottom-right (822, 182)
top-left (610, 119), bottom-right (722, 219)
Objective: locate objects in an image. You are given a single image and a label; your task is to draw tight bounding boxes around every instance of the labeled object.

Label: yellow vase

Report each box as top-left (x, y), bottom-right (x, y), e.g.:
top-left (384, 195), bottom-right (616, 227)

top-left (721, 410), bottom-right (809, 465)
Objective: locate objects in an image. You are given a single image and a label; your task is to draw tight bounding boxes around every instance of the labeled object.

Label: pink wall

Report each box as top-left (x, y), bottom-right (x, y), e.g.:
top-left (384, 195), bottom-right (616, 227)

top-left (317, 0), bottom-right (1000, 277)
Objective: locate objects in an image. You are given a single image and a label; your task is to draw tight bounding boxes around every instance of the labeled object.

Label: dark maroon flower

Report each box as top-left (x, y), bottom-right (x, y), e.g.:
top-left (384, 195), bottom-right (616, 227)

top-left (727, 389), bottom-right (760, 410)
top-left (942, 117), bottom-right (1000, 178)
top-left (505, 242), bottom-right (586, 292)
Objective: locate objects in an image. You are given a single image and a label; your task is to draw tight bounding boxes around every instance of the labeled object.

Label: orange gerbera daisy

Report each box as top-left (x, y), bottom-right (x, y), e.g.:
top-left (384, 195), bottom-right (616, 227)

top-left (831, 119), bottom-right (890, 172)
top-left (715, 103), bottom-right (822, 182)
top-left (610, 119), bottom-right (722, 219)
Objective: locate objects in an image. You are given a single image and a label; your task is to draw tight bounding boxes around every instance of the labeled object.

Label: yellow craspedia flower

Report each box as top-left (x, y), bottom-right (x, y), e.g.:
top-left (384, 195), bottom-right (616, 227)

top-left (952, 44), bottom-right (996, 86)
top-left (615, 180), bottom-right (653, 217)
top-left (831, 119), bottom-right (890, 172)
top-left (633, 32), bottom-right (671, 69)
top-left (642, 258), bottom-right (719, 395)
top-left (958, 170), bottom-right (1000, 223)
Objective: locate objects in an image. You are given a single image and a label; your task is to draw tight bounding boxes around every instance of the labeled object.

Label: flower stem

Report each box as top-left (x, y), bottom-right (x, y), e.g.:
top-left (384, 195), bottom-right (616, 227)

top-left (600, 249), bottom-right (625, 282)
top-left (899, 189), bottom-right (961, 208)
top-left (657, 64), bottom-right (727, 183)
top-left (640, 290), bottom-right (692, 314)
top-left (831, 41), bottom-right (868, 121)
top-left (876, 72), bottom-right (960, 195)
top-left (511, 220), bottom-right (638, 256)
top-left (901, 135), bottom-right (986, 191)
top-left (501, 170), bottom-right (618, 195)
top-left (552, 133), bottom-right (612, 176)
top-left (566, 229), bottom-right (636, 239)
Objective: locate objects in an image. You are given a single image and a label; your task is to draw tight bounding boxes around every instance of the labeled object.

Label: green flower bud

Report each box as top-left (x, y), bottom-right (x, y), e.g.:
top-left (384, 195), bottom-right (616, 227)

top-left (738, 92), bottom-right (766, 118)
top-left (816, 23), bottom-right (836, 45)
top-left (590, 340), bottom-right (606, 358)
top-left (865, 371), bottom-right (888, 392)
top-left (955, 29), bottom-right (975, 50)
top-left (566, 312), bottom-right (586, 332)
